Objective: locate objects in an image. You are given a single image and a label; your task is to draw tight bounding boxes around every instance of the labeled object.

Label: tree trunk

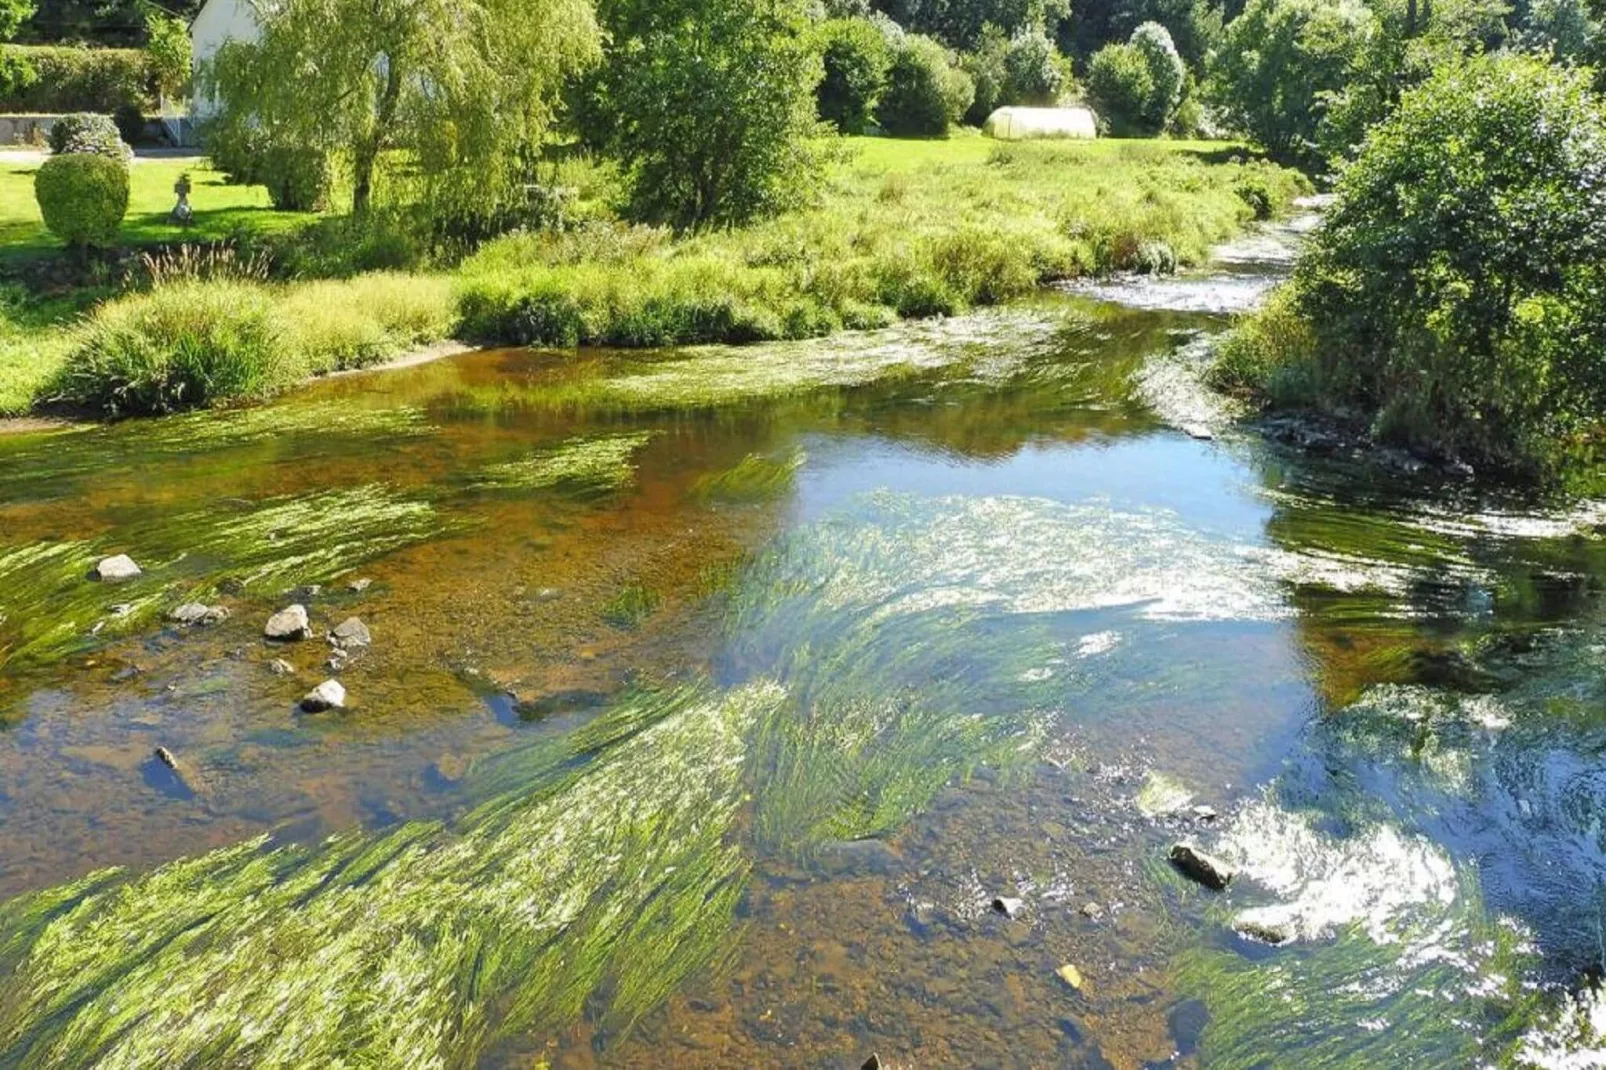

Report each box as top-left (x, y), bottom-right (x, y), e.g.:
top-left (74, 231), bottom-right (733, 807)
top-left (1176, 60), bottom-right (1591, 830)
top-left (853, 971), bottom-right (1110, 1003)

top-left (351, 53), bottom-right (404, 216)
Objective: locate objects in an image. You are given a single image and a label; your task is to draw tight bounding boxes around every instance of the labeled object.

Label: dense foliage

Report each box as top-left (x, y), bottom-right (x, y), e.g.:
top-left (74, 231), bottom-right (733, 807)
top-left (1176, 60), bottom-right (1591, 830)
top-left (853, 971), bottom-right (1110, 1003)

top-left (877, 33), bottom-right (975, 135)
top-left (0, 44), bottom-right (148, 112)
top-left (868, 0), bottom-right (1069, 48)
top-left (33, 152), bottom-right (128, 250)
top-left (590, 0), bottom-right (825, 228)
top-left (202, 0), bottom-right (599, 217)
top-left (815, 17), bottom-right (893, 133)
top-left (1087, 24), bottom-right (1184, 136)
top-left (1221, 55), bottom-right (1606, 476)
top-left (1206, 0), bottom-right (1376, 170)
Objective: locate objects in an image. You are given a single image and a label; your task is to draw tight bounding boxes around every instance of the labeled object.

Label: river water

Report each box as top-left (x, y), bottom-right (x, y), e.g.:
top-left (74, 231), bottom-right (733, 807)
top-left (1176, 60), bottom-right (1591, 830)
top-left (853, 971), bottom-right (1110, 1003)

top-left (1, 216), bottom-right (1604, 1068)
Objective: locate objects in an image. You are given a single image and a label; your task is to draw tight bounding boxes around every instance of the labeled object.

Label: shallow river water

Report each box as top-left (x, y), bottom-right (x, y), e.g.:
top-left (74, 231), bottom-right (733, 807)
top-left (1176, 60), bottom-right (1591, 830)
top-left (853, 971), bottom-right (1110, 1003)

top-left (2, 219), bottom-right (1606, 1068)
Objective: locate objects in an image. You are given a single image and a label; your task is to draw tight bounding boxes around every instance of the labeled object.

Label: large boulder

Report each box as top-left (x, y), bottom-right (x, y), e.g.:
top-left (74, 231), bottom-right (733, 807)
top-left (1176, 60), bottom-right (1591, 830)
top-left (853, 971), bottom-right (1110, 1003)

top-left (299, 679), bottom-right (346, 713)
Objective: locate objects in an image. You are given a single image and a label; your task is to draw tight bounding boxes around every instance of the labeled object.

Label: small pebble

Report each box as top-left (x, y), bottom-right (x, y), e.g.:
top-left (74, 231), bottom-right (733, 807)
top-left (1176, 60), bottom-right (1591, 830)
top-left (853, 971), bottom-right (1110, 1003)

top-left (92, 554), bottom-right (141, 582)
top-left (991, 896), bottom-right (1025, 919)
top-left (1056, 963), bottom-right (1084, 991)
top-left (267, 659), bottom-right (295, 676)
top-left (347, 578), bottom-right (373, 592)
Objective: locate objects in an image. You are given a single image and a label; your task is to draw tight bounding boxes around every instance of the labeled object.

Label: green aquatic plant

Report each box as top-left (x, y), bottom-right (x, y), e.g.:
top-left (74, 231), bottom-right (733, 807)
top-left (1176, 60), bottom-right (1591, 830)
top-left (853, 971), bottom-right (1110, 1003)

top-left (0, 484), bottom-right (449, 679)
top-left (0, 683), bottom-right (781, 1068)
top-left (469, 432), bottom-right (656, 495)
top-left (601, 582), bottom-right (662, 630)
top-left (689, 448), bottom-right (806, 504)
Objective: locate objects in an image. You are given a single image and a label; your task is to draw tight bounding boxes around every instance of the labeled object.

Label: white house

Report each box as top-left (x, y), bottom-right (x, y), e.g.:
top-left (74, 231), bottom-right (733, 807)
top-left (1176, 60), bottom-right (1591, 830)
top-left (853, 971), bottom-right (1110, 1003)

top-left (188, 0), bottom-right (262, 122)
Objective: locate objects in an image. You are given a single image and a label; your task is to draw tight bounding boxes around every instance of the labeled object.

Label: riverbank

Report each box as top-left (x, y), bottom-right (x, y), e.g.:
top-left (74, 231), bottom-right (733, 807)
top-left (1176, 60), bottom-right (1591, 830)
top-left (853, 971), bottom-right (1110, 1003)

top-left (0, 134), bottom-right (1307, 419)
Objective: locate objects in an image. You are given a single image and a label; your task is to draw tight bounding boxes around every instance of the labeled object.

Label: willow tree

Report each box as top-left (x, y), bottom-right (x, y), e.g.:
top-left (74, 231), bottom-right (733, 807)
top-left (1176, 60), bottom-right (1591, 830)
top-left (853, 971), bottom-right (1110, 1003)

top-left (202, 0), bottom-right (598, 217)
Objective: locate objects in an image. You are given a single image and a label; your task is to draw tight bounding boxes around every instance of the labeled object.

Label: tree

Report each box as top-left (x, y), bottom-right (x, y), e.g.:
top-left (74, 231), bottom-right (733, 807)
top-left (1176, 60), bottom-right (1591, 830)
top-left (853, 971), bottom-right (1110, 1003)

top-left (144, 10), bottom-right (192, 99)
top-left (591, 0), bottom-right (826, 228)
top-left (1001, 22), bottom-right (1066, 102)
top-left (815, 16), bottom-right (894, 133)
top-left (870, 0), bottom-right (1068, 48)
top-left (877, 32), bottom-right (975, 135)
top-left (1289, 54), bottom-right (1606, 472)
top-left (1060, 0), bottom-right (1222, 71)
top-left (1085, 41), bottom-right (1156, 133)
top-left (1129, 21), bottom-right (1184, 128)
top-left (202, 0), bottom-right (598, 217)
top-left (0, 0), bottom-right (32, 40)
top-left (1206, 0), bottom-right (1376, 170)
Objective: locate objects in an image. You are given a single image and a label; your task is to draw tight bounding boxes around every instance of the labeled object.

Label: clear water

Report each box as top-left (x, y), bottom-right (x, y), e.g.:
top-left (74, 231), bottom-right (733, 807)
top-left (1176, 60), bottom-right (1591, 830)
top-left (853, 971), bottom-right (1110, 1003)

top-left (1, 224), bottom-right (1603, 1068)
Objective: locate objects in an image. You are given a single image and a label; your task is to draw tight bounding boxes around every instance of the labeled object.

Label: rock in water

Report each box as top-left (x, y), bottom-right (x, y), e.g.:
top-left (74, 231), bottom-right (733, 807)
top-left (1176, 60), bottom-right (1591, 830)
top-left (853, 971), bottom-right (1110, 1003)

top-left (300, 679), bottom-right (346, 712)
top-left (154, 745), bottom-right (180, 771)
top-left (169, 603), bottom-right (229, 627)
top-left (264, 604), bottom-right (310, 641)
top-left (991, 896), bottom-right (1025, 918)
top-left (92, 554), bottom-right (141, 581)
top-left (267, 659), bottom-right (295, 676)
top-left (1169, 842), bottom-right (1236, 890)
top-left (347, 577), bottom-right (372, 593)
top-left (329, 616), bottom-right (371, 649)
top-left (862, 1056), bottom-right (883, 1070)
top-left (1057, 963), bottom-right (1084, 991)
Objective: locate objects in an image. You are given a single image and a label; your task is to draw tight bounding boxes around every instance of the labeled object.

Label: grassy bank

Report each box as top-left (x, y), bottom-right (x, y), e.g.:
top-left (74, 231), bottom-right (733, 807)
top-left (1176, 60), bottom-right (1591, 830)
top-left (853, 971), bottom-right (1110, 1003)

top-left (456, 137), bottom-right (1305, 347)
top-left (2, 135), bottom-right (1305, 417)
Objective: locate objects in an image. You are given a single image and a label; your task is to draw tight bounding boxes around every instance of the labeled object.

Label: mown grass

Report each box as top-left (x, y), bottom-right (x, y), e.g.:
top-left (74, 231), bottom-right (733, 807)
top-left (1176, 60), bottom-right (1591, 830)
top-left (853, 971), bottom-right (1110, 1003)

top-left (0, 157), bottom-right (314, 261)
top-left (0, 135), bottom-right (1304, 418)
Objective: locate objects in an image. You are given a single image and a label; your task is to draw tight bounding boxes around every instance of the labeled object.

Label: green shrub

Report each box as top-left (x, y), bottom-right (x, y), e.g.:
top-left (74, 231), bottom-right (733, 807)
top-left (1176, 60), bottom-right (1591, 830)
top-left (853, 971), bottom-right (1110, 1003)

top-left (1002, 24), bottom-right (1065, 105)
top-left (877, 34), bottom-right (974, 136)
top-left (55, 280), bottom-right (285, 415)
top-left (1085, 43), bottom-right (1155, 135)
top-left (1262, 54), bottom-right (1606, 475)
top-left (815, 17), bottom-right (892, 133)
top-left (0, 45), bottom-right (150, 113)
top-left (48, 112), bottom-right (130, 162)
top-left (34, 153), bottom-right (129, 251)
top-left (1205, 284), bottom-right (1315, 398)
top-left (1129, 22), bottom-right (1184, 132)
top-left (202, 121), bottom-right (330, 211)
top-left (962, 24), bottom-right (1009, 124)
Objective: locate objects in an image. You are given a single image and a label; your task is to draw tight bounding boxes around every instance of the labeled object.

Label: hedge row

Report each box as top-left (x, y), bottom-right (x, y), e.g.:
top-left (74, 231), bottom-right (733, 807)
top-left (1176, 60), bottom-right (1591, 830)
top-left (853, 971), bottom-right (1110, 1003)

top-left (0, 45), bottom-right (153, 113)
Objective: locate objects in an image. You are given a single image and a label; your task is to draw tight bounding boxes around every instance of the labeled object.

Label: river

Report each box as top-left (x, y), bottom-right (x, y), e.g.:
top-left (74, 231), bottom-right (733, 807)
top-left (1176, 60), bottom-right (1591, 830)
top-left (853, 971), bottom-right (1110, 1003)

top-left (0, 211), bottom-right (1602, 1068)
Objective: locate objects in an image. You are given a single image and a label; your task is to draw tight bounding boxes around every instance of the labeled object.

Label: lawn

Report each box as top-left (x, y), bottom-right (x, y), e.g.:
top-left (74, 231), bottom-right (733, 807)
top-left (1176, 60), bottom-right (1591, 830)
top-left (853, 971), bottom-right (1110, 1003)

top-left (0, 156), bottom-right (315, 261)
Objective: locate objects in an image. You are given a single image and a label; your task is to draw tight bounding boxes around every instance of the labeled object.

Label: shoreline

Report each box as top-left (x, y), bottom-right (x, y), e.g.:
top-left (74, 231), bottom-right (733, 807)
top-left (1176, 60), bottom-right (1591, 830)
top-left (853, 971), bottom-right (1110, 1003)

top-left (0, 338), bottom-right (478, 437)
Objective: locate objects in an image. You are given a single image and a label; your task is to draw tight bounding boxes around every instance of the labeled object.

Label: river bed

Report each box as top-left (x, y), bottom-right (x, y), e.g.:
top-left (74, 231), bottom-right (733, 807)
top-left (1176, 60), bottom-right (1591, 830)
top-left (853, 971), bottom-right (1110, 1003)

top-left (0, 216), bottom-right (1603, 1068)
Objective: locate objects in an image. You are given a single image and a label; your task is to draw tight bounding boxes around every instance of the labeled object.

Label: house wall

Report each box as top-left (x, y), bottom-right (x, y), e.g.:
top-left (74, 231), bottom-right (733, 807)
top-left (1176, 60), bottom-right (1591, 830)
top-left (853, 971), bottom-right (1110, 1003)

top-left (190, 0), bottom-right (261, 121)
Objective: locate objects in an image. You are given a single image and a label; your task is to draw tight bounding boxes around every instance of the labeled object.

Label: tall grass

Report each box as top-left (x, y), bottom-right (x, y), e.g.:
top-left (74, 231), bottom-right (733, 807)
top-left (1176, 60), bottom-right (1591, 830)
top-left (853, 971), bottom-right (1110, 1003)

top-left (457, 139), bottom-right (1309, 348)
top-left (51, 272), bottom-right (456, 416)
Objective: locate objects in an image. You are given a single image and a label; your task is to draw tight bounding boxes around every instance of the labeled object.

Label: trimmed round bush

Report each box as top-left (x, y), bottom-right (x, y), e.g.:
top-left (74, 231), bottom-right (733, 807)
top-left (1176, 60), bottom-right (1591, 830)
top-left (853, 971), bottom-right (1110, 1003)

top-left (815, 17), bottom-right (892, 134)
top-left (34, 153), bottom-right (130, 250)
top-left (877, 34), bottom-right (974, 137)
top-left (48, 112), bottom-right (132, 163)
